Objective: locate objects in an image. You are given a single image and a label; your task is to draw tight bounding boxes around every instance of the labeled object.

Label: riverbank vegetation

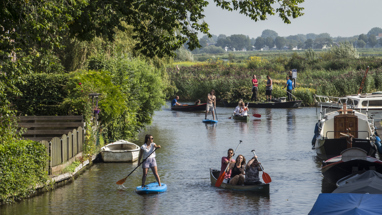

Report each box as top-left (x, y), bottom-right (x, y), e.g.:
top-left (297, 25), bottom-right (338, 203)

top-left (170, 46), bottom-right (382, 106)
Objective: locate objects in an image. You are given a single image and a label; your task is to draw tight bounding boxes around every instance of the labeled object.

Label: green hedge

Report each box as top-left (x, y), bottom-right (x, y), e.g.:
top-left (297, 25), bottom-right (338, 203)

top-left (0, 140), bottom-right (48, 204)
top-left (11, 73), bottom-right (70, 115)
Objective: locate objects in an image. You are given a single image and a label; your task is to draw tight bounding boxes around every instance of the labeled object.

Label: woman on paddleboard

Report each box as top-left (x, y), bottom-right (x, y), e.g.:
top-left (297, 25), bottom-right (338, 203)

top-left (139, 134), bottom-right (162, 187)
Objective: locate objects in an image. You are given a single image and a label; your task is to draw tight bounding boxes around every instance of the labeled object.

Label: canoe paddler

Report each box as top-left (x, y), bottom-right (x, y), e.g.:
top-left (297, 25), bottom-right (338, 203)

top-left (220, 148), bottom-right (236, 183)
top-left (171, 95), bottom-right (181, 106)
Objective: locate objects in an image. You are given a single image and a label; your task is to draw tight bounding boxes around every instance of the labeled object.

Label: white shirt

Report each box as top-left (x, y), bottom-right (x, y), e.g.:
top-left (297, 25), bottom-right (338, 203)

top-left (141, 143), bottom-right (156, 159)
top-left (234, 106), bottom-right (248, 116)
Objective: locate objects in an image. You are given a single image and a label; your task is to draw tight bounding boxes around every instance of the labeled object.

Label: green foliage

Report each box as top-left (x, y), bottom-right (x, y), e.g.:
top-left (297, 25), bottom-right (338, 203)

top-left (0, 140), bottom-right (48, 203)
top-left (10, 73), bottom-right (70, 116)
top-left (62, 161), bottom-right (81, 174)
top-left (329, 42), bottom-right (359, 59)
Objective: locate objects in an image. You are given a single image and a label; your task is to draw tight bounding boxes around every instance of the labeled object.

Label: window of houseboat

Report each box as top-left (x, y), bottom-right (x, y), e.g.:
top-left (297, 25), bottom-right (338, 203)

top-left (362, 100), bottom-right (382, 107)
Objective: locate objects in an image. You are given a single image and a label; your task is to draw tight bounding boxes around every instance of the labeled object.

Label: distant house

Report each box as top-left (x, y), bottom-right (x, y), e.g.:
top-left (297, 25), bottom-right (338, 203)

top-left (225, 46), bottom-right (229, 52)
top-left (241, 48), bottom-right (247, 51)
top-left (376, 33), bottom-right (382, 40)
top-left (260, 46), bottom-right (269, 51)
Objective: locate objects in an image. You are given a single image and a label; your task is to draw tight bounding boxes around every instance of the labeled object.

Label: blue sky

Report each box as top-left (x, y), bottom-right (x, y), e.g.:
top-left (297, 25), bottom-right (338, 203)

top-left (202, 0), bottom-right (382, 38)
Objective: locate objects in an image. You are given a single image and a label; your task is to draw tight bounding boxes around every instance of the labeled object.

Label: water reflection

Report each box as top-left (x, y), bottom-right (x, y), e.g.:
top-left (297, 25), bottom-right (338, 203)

top-left (171, 111), bottom-right (180, 117)
top-left (286, 109), bottom-right (296, 133)
top-left (205, 123), bottom-right (217, 144)
top-left (234, 121), bottom-right (248, 134)
top-left (266, 109), bottom-right (272, 134)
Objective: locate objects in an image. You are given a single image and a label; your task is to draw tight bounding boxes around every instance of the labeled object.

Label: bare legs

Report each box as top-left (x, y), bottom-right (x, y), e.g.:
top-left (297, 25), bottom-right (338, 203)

top-left (142, 166), bottom-right (162, 187)
top-left (205, 110), bottom-right (215, 120)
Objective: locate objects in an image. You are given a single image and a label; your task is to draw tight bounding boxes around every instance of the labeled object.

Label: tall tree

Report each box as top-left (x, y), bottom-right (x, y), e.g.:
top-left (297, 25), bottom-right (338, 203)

top-left (357, 40), bottom-right (366, 48)
top-left (358, 34), bottom-right (368, 44)
top-left (265, 37), bottom-right (275, 48)
top-left (275, 36), bottom-right (286, 49)
top-left (304, 39), bottom-right (314, 49)
top-left (367, 27), bottom-right (382, 37)
top-left (254, 37), bottom-right (265, 50)
top-left (230, 34), bottom-right (250, 50)
top-left (368, 35), bottom-right (378, 48)
top-left (261, 29), bottom-right (278, 39)
top-left (306, 33), bottom-right (317, 40)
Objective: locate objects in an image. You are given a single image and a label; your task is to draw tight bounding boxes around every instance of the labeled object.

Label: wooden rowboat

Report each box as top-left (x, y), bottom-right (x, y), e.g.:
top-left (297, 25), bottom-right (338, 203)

top-left (100, 140), bottom-right (140, 162)
top-left (233, 115), bottom-right (249, 121)
top-left (210, 169), bottom-right (269, 194)
top-left (171, 103), bottom-right (207, 111)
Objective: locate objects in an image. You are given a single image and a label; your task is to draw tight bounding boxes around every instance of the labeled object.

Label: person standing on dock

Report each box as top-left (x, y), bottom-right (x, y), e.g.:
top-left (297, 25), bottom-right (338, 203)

top-left (284, 76), bottom-right (293, 101)
top-left (139, 134), bottom-right (162, 187)
top-left (251, 75), bottom-right (258, 102)
top-left (205, 89), bottom-right (216, 120)
top-left (266, 75), bottom-right (273, 102)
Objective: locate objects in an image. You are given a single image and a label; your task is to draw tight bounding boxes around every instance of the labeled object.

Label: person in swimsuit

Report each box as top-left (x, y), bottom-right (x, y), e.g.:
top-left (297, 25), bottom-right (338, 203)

top-left (244, 156), bottom-right (262, 185)
top-left (227, 154), bottom-right (246, 185)
top-left (138, 134), bottom-right (162, 187)
top-left (205, 89), bottom-right (216, 120)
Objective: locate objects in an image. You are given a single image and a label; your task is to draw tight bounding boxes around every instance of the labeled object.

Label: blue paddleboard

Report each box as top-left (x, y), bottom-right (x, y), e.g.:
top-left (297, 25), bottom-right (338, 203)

top-left (136, 182), bottom-right (167, 194)
top-left (203, 119), bottom-right (218, 124)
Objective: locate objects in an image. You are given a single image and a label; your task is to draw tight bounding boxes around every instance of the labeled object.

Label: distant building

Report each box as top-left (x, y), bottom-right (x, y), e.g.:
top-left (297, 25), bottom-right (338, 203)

top-left (376, 33), bottom-right (382, 40)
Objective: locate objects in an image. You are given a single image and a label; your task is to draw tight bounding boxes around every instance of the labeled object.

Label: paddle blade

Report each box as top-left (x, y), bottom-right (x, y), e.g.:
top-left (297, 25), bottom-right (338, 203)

top-left (228, 117), bottom-right (231, 119)
top-left (262, 172), bottom-right (272, 184)
top-left (215, 172), bottom-right (226, 187)
top-left (116, 176), bottom-right (128, 185)
top-left (253, 114), bottom-right (261, 118)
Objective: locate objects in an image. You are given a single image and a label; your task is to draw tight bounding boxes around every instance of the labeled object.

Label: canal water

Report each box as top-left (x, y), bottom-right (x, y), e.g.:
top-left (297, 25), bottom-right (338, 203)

top-left (1, 105), bottom-right (328, 214)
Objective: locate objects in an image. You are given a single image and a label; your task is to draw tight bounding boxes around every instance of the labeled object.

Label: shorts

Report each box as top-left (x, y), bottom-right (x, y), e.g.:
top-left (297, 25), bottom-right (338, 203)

top-left (266, 90), bottom-right (272, 96)
top-left (142, 157), bottom-right (157, 168)
top-left (206, 103), bottom-right (214, 112)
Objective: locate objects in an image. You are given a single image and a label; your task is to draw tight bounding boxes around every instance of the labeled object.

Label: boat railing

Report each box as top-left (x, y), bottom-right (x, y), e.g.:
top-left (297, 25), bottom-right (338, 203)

top-left (325, 131), bottom-right (370, 139)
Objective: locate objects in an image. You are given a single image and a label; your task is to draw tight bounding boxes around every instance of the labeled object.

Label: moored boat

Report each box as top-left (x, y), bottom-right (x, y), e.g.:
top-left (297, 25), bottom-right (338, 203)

top-left (314, 92), bottom-right (382, 111)
top-left (223, 99), bottom-right (302, 108)
top-left (171, 103), bottom-right (207, 111)
top-left (334, 170), bottom-right (382, 194)
top-left (232, 115), bottom-right (250, 121)
top-left (321, 148), bottom-right (382, 184)
top-left (313, 104), bottom-right (378, 160)
top-left (100, 140), bottom-right (140, 162)
top-left (210, 169), bottom-right (269, 194)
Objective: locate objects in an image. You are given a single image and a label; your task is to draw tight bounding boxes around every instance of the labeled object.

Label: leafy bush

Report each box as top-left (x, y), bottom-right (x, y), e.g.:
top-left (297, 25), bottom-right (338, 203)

top-left (0, 140), bottom-right (48, 203)
top-left (329, 42), bottom-right (359, 59)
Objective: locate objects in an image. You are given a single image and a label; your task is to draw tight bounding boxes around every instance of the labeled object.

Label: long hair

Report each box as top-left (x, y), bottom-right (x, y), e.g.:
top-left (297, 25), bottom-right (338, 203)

top-left (236, 154), bottom-right (246, 166)
top-left (144, 134), bottom-right (152, 145)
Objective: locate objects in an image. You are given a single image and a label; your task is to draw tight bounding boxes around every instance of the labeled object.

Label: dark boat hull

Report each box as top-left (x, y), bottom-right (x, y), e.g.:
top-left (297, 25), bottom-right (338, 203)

top-left (171, 103), bottom-right (206, 111)
top-left (322, 158), bottom-right (382, 184)
top-left (316, 138), bottom-right (377, 160)
top-left (223, 101), bottom-right (302, 108)
top-left (210, 169), bottom-right (269, 194)
top-left (233, 115), bottom-right (249, 121)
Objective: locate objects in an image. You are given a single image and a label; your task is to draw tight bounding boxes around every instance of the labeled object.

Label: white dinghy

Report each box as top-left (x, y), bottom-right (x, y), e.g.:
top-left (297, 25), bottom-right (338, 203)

top-left (101, 140), bottom-right (140, 162)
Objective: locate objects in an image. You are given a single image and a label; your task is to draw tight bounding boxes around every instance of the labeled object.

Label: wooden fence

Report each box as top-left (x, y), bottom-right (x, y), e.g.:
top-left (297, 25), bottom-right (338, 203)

top-left (19, 116), bottom-right (85, 174)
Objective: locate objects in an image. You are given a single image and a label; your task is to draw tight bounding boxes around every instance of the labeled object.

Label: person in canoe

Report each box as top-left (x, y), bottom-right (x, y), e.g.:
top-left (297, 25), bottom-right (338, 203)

top-left (220, 148), bottom-right (235, 183)
top-left (244, 156), bottom-right (262, 185)
top-left (171, 95), bottom-right (182, 106)
top-left (226, 154), bottom-right (246, 185)
top-left (233, 100), bottom-right (248, 116)
top-left (139, 134), bottom-right (162, 187)
top-left (205, 89), bottom-right (216, 120)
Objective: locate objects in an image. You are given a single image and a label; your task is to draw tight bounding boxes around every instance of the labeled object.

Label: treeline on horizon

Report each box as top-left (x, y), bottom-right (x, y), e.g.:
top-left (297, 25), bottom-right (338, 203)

top-left (189, 27), bottom-right (382, 54)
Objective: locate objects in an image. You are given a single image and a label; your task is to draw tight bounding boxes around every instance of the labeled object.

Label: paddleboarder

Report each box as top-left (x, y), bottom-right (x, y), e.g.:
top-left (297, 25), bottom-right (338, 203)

top-left (139, 134), bottom-right (162, 187)
top-left (205, 89), bottom-right (216, 120)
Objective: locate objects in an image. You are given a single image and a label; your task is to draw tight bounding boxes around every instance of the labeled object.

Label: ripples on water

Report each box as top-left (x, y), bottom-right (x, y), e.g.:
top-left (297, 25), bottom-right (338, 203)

top-left (2, 105), bottom-right (332, 214)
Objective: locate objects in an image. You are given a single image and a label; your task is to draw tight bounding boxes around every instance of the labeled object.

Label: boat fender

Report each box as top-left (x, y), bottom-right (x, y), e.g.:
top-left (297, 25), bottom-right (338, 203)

top-left (312, 122), bottom-right (320, 146)
top-left (375, 136), bottom-right (382, 154)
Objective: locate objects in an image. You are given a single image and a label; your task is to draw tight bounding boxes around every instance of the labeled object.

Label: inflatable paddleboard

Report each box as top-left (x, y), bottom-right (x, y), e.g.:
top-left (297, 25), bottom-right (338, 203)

top-left (203, 119), bottom-right (218, 123)
top-left (136, 182), bottom-right (167, 194)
